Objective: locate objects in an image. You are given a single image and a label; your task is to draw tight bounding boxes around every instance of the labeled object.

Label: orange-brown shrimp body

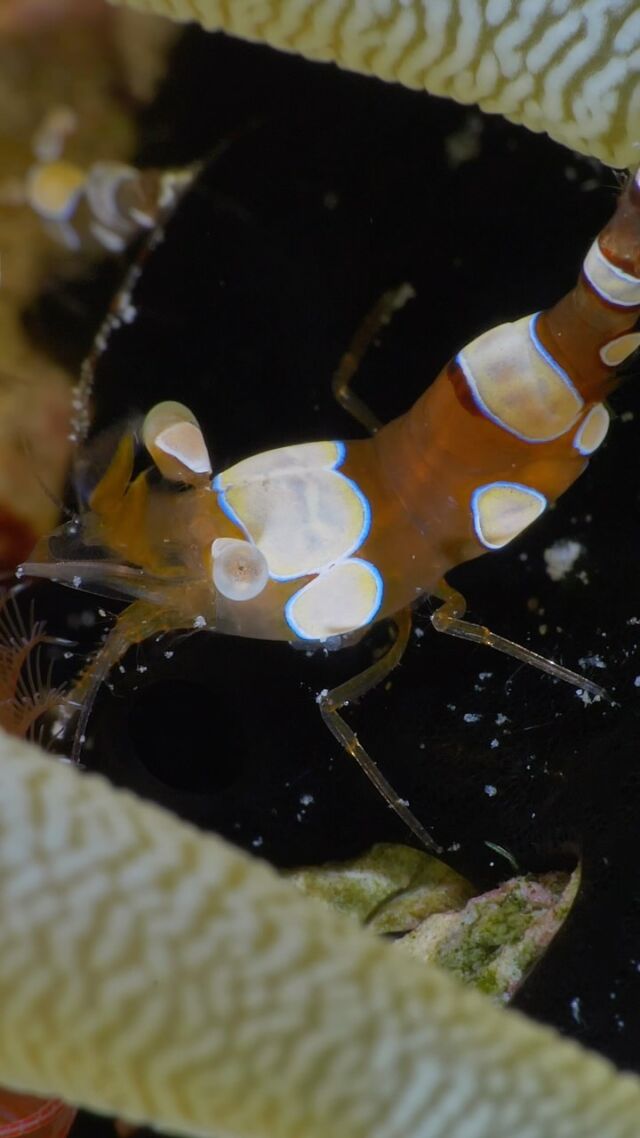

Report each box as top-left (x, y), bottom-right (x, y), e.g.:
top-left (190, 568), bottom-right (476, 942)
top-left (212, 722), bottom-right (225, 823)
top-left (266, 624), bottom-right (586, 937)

top-left (19, 171), bottom-right (640, 845)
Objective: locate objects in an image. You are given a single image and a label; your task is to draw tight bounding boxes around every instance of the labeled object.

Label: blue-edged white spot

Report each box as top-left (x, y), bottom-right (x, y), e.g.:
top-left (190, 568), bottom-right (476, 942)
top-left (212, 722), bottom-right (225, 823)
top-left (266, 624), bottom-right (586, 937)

top-left (472, 481), bottom-right (547, 550)
top-left (213, 441), bottom-right (371, 581)
top-left (583, 240), bottom-right (640, 308)
top-left (285, 558), bottom-right (384, 641)
top-left (573, 404), bottom-right (610, 456)
top-left (457, 313), bottom-right (583, 443)
top-left (599, 332), bottom-right (640, 367)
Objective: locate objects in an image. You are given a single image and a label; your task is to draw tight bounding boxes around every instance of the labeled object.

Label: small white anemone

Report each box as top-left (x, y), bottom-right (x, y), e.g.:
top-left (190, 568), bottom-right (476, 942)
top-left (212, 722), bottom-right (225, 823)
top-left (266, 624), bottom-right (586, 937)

top-left (212, 538), bottom-right (268, 601)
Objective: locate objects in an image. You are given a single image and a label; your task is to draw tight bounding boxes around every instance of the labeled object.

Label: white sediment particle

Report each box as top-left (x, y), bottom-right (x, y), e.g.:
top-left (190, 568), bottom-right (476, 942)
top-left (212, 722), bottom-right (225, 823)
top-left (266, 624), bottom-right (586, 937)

top-left (570, 996), bottom-right (583, 1024)
top-left (495, 712), bottom-right (508, 725)
top-left (578, 654), bottom-right (606, 669)
top-left (463, 712), bottom-right (481, 723)
top-left (444, 112), bottom-right (484, 168)
top-left (634, 676), bottom-right (640, 687)
top-left (299, 793), bottom-right (314, 806)
top-left (490, 738), bottom-right (499, 749)
top-left (193, 615), bottom-right (206, 629)
top-left (576, 688), bottom-right (598, 705)
top-left (544, 538), bottom-right (584, 582)
top-left (484, 784), bottom-right (497, 797)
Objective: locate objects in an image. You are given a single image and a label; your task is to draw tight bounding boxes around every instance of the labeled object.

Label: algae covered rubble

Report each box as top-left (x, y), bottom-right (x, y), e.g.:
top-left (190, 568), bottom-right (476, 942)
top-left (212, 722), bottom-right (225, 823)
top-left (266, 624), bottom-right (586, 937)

top-left (291, 843), bottom-right (579, 1004)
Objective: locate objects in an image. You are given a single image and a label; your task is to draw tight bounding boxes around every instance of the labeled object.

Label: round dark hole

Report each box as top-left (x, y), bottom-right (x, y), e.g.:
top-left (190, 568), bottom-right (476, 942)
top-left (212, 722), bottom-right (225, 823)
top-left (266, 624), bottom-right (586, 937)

top-left (128, 679), bottom-right (242, 793)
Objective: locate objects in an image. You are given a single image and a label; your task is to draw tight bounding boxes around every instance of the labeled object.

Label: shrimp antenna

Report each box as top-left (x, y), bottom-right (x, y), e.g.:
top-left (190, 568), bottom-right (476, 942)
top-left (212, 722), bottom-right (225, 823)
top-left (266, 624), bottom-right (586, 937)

top-left (17, 430), bottom-right (79, 524)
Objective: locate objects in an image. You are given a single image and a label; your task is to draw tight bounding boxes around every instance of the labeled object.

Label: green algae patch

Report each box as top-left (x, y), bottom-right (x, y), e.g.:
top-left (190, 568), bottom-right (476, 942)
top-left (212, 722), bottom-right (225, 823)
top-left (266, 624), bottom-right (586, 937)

top-left (398, 869), bottom-right (580, 1003)
top-left (288, 843), bottom-right (474, 933)
top-left (290, 843), bottom-right (579, 1004)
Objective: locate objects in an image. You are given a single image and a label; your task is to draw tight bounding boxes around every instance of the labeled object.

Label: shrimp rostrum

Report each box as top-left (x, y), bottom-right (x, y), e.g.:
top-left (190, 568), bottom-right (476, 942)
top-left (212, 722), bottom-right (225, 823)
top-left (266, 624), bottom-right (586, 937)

top-left (22, 169), bottom-right (640, 850)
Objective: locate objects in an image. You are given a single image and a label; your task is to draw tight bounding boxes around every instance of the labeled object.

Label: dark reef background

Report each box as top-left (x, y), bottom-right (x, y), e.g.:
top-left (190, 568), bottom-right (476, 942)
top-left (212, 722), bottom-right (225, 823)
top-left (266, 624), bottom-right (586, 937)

top-left (27, 23), bottom-right (640, 1110)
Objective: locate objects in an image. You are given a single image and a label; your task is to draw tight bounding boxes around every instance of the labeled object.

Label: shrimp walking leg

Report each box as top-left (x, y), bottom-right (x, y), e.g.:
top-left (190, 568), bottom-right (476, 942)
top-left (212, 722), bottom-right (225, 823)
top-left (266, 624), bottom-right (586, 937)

top-left (63, 599), bottom-right (185, 763)
top-left (331, 284), bottom-right (415, 433)
top-left (431, 580), bottom-right (605, 699)
top-left (318, 608), bottom-right (440, 851)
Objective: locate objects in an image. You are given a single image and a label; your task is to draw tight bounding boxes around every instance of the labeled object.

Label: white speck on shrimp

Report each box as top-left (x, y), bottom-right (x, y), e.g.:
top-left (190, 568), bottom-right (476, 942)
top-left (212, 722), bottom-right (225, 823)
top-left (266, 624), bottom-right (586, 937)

top-left (193, 614), bottom-right (206, 629)
top-left (316, 689), bottom-right (329, 703)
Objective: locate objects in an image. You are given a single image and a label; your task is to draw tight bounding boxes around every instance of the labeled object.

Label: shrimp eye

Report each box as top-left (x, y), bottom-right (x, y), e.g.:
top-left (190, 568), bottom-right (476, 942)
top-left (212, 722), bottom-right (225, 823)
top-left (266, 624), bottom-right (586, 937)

top-left (143, 400), bottom-right (212, 484)
top-left (212, 538), bottom-right (268, 601)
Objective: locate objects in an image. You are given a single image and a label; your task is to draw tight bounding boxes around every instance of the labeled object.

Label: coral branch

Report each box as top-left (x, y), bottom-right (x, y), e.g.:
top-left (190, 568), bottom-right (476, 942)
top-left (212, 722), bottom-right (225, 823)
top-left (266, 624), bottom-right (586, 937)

top-left (109, 0), bottom-right (640, 166)
top-left (0, 729), bottom-right (638, 1138)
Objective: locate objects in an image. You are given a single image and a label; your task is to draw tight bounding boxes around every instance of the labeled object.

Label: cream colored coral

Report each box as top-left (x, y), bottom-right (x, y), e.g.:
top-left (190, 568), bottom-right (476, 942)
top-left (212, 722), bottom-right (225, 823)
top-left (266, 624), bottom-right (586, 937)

top-left (0, 727), bottom-right (638, 1138)
top-left (110, 0), bottom-right (640, 167)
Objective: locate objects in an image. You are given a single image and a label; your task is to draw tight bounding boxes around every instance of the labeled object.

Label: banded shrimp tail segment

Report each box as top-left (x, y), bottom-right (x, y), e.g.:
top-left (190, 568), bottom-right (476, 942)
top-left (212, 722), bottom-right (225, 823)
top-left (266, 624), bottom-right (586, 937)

top-left (539, 168), bottom-right (640, 408)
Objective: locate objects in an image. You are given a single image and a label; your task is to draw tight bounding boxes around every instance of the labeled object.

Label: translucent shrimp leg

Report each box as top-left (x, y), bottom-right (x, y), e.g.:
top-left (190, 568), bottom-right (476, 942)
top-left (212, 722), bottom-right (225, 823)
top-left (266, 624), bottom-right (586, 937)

top-left (331, 283), bottom-right (415, 433)
top-left (318, 608), bottom-right (441, 851)
top-left (431, 580), bottom-right (605, 699)
top-left (63, 599), bottom-right (186, 763)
